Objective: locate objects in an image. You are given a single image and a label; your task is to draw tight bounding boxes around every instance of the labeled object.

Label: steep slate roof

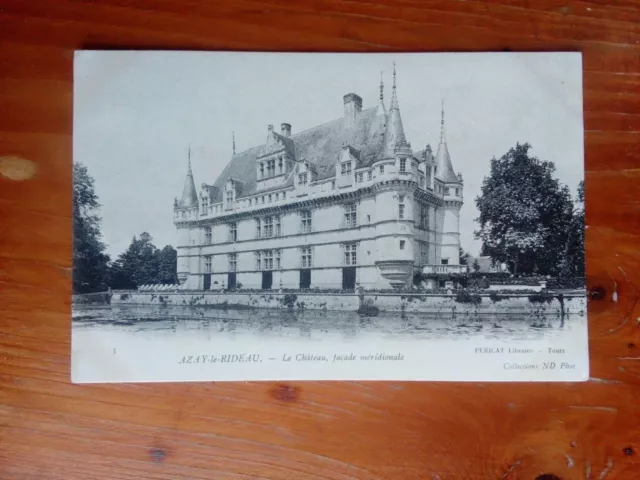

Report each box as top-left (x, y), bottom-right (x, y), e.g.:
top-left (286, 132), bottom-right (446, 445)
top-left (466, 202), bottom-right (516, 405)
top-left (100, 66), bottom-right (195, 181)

top-left (209, 106), bottom-right (387, 202)
top-left (434, 140), bottom-right (461, 184)
top-left (177, 161), bottom-right (199, 208)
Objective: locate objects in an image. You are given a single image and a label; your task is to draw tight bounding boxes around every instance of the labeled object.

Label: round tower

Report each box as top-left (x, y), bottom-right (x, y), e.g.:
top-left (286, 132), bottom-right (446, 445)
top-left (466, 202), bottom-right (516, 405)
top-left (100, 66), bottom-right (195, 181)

top-left (373, 63), bottom-right (417, 289)
top-left (174, 151), bottom-right (199, 286)
top-left (434, 104), bottom-right (463, 266)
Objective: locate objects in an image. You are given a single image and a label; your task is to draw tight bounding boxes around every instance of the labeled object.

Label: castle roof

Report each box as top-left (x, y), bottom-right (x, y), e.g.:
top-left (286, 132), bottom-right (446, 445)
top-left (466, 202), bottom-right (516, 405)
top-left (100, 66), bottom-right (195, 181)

top-left (209, 106), bottom-right (387, 202)
top-left (434, 106), bottom-right (460, 184)
top-left (177, 159), bottom-right (198, 208)
top-left (434, 141), bottom-right (460, 184)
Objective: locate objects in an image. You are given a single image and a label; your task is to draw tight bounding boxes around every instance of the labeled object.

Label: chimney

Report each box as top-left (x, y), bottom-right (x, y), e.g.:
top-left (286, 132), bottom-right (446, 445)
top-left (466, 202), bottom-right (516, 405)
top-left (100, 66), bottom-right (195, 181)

top-left (281, 123), bottom-right (291, 137)
top-left (343, 93), bottom-right (363, 128)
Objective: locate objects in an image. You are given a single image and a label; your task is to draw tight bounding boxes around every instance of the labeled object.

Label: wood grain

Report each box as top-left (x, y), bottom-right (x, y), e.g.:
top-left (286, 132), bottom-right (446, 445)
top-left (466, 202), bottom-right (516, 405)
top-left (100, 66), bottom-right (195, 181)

top-left (1, 1), bottom-right (639, 478)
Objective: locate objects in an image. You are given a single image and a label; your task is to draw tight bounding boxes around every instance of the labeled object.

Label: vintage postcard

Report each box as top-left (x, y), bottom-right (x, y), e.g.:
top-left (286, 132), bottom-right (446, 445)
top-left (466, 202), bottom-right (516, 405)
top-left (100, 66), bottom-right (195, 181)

top-left (72, 51), bottom-right (588, 383)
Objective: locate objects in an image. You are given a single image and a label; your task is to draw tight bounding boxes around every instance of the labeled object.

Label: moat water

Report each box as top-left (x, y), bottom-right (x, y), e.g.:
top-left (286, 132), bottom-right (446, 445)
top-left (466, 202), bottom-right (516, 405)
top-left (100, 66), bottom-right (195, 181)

top-left (72, 304), bottom-right (584, 342)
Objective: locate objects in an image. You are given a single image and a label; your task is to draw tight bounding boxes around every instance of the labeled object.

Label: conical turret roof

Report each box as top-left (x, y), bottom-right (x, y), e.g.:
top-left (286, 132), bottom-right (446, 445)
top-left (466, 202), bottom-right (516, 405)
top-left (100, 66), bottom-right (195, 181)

top-left (434, 105), bottom-right (460, 184)
top-left (178, 154), bottom-right (198, 208)
top-left (379, 64), bottom-right (410, 160)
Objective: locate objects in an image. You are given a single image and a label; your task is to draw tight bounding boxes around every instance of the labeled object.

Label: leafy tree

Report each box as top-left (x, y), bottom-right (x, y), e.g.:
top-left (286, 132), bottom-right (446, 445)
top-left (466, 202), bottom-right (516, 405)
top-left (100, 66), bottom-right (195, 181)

top-left (73, 163), bottom-right (110, 293)
top-left (472, 259), bottom-right (481, 273)
top-left (559, 181), bottom-right (585, 277)
top-left (107, 234), bottom-right (178, 289)
top-left (459, 247), bottom-right (469, 265)
top-left (156, 245), bottom-right (179, 284)
top-left (474, 143), bottom-right (574, 275)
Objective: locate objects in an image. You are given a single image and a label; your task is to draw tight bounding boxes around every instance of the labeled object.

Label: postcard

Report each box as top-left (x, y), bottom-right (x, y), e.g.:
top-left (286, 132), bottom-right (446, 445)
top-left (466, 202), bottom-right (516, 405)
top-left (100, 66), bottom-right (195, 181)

top-left (72, 51), bottom-right (587, 382)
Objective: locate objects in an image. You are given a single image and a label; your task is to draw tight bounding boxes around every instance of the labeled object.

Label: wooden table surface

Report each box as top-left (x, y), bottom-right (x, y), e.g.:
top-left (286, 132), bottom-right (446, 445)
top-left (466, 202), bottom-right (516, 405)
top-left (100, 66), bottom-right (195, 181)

top-left (1, 1), bottom-right (639, 479)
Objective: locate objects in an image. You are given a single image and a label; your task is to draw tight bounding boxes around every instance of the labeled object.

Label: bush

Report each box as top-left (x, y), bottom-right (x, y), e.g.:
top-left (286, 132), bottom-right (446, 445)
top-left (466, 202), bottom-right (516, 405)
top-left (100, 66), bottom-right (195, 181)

top-left (547, 277), bottom-right (586, 290)
top-left (488, 291), bottom-right (504, 303)
top-left (280, 293), bottom-right (298, 309)
top-left (528, 292), bottom-right (555, 304)
top-left (454, 290), bottom-right (482, 305)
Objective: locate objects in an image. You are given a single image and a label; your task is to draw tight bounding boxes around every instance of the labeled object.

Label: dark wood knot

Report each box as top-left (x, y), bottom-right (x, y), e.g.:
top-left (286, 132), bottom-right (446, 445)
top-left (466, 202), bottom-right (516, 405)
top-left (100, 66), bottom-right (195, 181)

top-left (150, 448), bottom-right (167, 463)
top-left (623, 446), bottom-right (634, 456)
top-left (270, 383), bottom-right (299, 402)
top-left (588, 286), bottom-right (606, 300)
top-left (535, 475), bottom-right (561, 480)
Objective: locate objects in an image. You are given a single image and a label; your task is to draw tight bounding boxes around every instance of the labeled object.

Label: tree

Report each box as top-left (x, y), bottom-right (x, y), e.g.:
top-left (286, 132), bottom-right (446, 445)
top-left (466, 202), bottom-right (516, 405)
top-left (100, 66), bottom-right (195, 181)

top-left (106, 234), bottom-right (178, 289)
top-left (459, 247), bottom-right (469, 265)
top-left (472, 259), bottom-right (481, 273)
top-left (559, 181), bottom-right (585, 277)
top-left (73, 163), bottom-right (110, 293)
top-left (156, 245), bottom-right (179, 284)
top-left (474, 143), bottom-right (574, 275)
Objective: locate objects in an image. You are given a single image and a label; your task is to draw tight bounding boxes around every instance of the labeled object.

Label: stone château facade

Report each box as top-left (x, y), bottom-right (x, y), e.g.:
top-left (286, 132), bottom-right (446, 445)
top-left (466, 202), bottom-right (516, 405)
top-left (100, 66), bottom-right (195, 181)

top-left (173, 67), bottom-right (465, 291)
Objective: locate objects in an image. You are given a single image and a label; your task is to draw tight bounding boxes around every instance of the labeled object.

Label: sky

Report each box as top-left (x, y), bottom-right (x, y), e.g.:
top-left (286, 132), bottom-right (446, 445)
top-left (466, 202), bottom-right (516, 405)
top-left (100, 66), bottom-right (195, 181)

top-left (74, 51), bottom-right (584, 258)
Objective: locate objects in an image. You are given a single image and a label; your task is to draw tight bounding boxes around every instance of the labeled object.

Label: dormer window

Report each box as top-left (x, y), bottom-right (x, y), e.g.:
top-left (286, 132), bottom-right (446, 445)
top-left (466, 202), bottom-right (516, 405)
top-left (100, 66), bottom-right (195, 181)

top-left (400, 158), bottom-right (407, 173)
top-left (267, 159), bottom-right (276, 177)
top-left (380, 165), bottom-right (385, 174)
top-left (341, 162), bottom-right (352, 176)
top-left (299, 173), bottom-right (308, 185)
top-left (201, 196), bottom-right (209, 214)
top-left (259, 163), bottom-right (264, 179)
top-left (278, 157), bottom-right (284, 174)
top-left (368, 171), bottom-right (372, 181)
top-left (226, 190), bottom-right (234, 204)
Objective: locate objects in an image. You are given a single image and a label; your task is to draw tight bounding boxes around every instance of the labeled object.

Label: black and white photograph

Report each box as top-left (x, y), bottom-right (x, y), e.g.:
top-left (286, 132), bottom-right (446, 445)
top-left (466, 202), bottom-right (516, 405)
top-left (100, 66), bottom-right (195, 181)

top-left (72, 51), bottom-right (587, 383)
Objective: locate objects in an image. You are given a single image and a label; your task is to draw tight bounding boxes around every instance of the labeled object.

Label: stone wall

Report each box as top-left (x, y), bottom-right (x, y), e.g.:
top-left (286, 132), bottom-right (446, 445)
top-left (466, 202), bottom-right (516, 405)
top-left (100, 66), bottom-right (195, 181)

top-left (112, 290), bottom-right (586, 316)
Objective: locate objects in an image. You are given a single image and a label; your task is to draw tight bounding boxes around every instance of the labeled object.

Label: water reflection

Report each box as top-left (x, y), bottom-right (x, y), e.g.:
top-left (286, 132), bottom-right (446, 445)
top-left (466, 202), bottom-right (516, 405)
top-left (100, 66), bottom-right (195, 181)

top-left (72, 304), bottom-right (583, 342)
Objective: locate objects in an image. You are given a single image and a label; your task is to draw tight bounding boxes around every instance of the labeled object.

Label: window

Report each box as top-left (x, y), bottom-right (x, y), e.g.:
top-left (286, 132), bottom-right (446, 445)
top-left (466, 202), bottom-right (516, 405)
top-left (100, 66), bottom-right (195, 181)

top-left (419, 204), bottom-right (428, 229)
top-left (400, 158), bottom-right (407, 173)
top-left (301, 247), bottom-right (312, 268)
top-left (205, 226), bottom-right (212, 244)
top-left (264, 250), bottom-right (273, 270)
top-left (249, 199), bottom-right (252, 206)
top-left (229, 222), bottom-right (237, 242)
top-left (267, 159), bottom-right (276, 177)
top-left (445, 187), bottom-right (451, 196)
top-left (278, 157), bottom-right (283, 174)
top-left (299, 173), bottom-right (308, 185)
top-left (420, 175), bottom-right (425, 188)
top-left (268, 194), bottom-right (272, 203)
top-left (341, 162), bottom-right (352, 176)
top-left (276, 216), bottom-right (281, 236)
top-left (264, 216), bottom-right (273, 238)
top-left (255, 252), bottom-right (261, 270)
top-left (204, 255), bottom-right (212, 273)
top-left (344, 243), bottom-right (357, 266)
top-left (275, 193), bottom-right (279, 201)
top-left (344, 203), bottom-right (357, 228)
top-left (367, 171), bottom-right (372, 181)
top-left (261, 196), bottom-right (265, 204)
top-left (226, 190), bottom-right (234, 204)
top-left (256, 218), bottom-right (261, 238)
top-left (441, 258), bottom-right (449, 265)
top-left (283, 192), bottom-right (286, 199)
top-left (398, 195), bottom-right (405, 220)
top-left (380, 165), bottom-right (385, 174)
top-left (228, 253), bottom-right (237, 272)
top-left (259, 162), bottom-right (264, 179)
top-left (275, 249), bottom-right (281, 269)
top-left (201, 196), bottom-right (209, 214)
top-left (455, 188), bottom-right (459, 196)
top-left (399, 240), bottom-right (405, 250)
top-left (357, 172), bottom-right (363, 182)
top-left (331, 180), bottom-right (335, 189)
top-left (301, 210), bottom-right (312, 233)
